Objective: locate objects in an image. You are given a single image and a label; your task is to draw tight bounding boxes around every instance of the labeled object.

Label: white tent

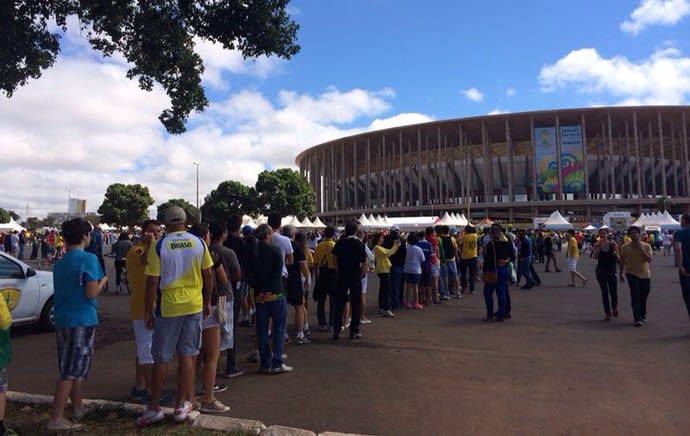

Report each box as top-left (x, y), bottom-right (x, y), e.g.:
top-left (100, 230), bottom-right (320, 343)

top-left (301, 217), bottom-right (314, 228)
top-left (543, 210), bottom-right (573, 230)
top-left (311, 217), bottom-right (327, 228)
top-left (437, 212), bottom-right (456, 226)
top-left (287, 216), bottom-right (302, 227)
top-left (281, 215), bottom-right (294, 227)
top-left (657, 210), bottom-right (681, 230)
top-left (583, 224), bottom-right (598, 231)
top-left (632, 213), bottom-right (648, 227)
top-left (357, 214), bottom-right (373, 227)
top-left (385, 216), bottom-right (438, 231)
top-left (0, 217), bottom-right (26, 233)
top-left (368, 214), bottom-right (377, 225)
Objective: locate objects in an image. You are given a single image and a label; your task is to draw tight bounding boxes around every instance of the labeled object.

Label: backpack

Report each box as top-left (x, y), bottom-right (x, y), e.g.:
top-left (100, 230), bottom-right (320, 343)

top-left (441, 236), bottom-right (454, 260)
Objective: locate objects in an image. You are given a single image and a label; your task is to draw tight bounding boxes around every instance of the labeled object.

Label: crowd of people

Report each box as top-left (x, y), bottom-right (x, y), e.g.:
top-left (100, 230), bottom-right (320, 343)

top-left (2, 210), bottom-right (690, 432)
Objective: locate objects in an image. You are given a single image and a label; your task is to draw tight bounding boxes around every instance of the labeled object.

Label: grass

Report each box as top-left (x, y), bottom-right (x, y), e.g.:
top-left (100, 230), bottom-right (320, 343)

top-left (7, 402), bottom-right (252, 435)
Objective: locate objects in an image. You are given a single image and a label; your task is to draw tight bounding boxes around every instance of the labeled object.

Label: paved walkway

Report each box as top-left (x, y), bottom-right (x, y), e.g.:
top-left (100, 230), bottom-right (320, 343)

top-left (11, 250), bottom-right (690, 435)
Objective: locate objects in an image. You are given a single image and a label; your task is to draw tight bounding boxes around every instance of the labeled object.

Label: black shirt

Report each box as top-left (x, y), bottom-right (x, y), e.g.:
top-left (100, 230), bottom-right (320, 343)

top-left (483, 240), bottom-right (515, 272)
top-left (332, 236), bottom-right (366, 281)
top-left (286, 241), bottom-right (306, 292)
top-left (250, 241), bottom-right (284, 294)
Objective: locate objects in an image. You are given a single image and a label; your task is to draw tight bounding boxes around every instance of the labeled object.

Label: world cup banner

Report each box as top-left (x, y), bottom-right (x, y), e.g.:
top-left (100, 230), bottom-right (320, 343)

top-left (559, 125), bottom-right (585, 193)
top-left (534, 127), bottom-right (558, 194)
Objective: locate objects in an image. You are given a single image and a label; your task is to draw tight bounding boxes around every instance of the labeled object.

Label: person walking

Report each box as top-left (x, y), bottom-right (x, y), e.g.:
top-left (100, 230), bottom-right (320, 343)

top-left (592, 227), bottom-right (620, 321)
top-left (673, 213), bottom-right (690, 321)
top-left (543, 231), bottom-right (561, 272)
top-left (516, 229), bottom-right (535, 289)
top-left (566, 229), bottom-right (588, 287)
top-left (619, 226), bottom-right (653, 327)
top-left (458, 225), bottom-right (478, 294)
top-left (137, 207), bottom-right (215, 426)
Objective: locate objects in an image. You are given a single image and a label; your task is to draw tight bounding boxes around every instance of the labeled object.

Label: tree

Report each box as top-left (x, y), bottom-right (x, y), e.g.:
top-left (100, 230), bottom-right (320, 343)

top-left (158, 199), bottom-right (200, 226)
top-left (1, 1), bottom-right (300, 134)
top-left (21, 216), bottom-right (41, 231)
top-left (97, 183), bottom-right (154, 227)
top-left (655, 195), bottom-right (673, 213)
top-left (255, 168), bottom-right (315, 218)
top-left (201, 180), bottom-right (257, 224)
top-left (0, 208), bottom-right (10, 224)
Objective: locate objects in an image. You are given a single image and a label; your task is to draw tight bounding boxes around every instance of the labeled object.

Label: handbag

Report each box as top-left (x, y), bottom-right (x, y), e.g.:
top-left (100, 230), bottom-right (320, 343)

top-left (483, 242), bottom-right (498, 284)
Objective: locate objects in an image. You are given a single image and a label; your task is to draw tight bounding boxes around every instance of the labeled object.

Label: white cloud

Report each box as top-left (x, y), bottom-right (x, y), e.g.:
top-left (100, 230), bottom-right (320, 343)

top-left (621, 0), bottom-right (690, 34)
top-left (506, 88), bottom-right (516, 97)
top-left (0, 53), bottom-right (430, 219)
top-left (461, 87), bottom-right (484, 102)
top-left (366, 113), bottom-right (434, 131)
top-left (488, 108), bottom-right (510, 115)
top-left (538, 47), bottom-right (690, 104)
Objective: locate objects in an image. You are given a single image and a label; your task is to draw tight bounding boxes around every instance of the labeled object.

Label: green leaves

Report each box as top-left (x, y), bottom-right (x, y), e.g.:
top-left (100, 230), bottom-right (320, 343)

top-left (97, 183), bottom-right (154, 228)
top-left (1, 0), bottom-right (300, 133)
top-left (201, 180), bottom-right (257, 224)
top-left (157, 199), bottom-right (200, 225)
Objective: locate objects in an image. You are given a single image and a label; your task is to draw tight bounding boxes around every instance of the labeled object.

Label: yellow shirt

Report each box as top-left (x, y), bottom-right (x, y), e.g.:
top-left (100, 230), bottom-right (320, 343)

top-left (460, 233), bottom-right (478, 259)
top-left (567, 238), bottom-right (579, 258)
top-left (305, 247), bottom-right (314, 269)
top-left (145, 231), bottom-right (214, 317)
top-left (126, 241), bottom-right (149, 320)
top-left (621, 242), bottom-right (652, 279)
top-left (313, 239), bottom-right (336, 269)
top-left (374, 244), bottom-right (400, 274)
top-left (623, 235), bottom-right (631, 245)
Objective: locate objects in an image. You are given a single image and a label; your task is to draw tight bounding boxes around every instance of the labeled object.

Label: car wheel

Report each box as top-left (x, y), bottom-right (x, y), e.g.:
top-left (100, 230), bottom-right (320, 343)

top-left (39, 297), bottom-right (55, 332)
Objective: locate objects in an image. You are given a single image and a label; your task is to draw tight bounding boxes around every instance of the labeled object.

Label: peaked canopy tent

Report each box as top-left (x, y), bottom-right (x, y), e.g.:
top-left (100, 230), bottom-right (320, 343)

top-left (543, 210), bottom-right (573, 230)
top-left (0, 218), bottom-right (26, 233)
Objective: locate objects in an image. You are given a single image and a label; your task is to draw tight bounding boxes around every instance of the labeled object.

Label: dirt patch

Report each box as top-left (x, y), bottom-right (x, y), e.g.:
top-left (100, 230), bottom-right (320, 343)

top-left (6, 401), bottom-right (250, 435)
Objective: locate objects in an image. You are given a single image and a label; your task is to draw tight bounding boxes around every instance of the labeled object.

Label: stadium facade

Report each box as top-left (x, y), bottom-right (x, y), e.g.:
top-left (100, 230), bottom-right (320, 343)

top-left (295, 106), bottom-right (690, 222)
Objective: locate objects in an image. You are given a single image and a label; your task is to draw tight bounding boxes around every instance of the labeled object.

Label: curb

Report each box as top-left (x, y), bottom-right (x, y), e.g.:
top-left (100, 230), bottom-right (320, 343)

top-left (6, 391), bottom-right (375, 436)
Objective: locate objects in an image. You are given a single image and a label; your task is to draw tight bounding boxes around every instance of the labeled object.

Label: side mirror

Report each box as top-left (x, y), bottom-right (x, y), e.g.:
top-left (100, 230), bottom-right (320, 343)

top-left (25, 268), bottom-right (37, 278)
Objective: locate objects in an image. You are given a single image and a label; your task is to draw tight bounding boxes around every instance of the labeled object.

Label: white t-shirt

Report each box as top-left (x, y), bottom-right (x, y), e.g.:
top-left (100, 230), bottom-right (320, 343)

top-left (271, 231), bottom-right (294, 278)
top-left (404, 244), bottom-right (426, 275)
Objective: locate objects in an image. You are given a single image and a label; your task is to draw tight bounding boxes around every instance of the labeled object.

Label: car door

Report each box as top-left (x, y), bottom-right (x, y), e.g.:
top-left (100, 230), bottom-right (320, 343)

top-left (0, 254), bottom-right (40, 323)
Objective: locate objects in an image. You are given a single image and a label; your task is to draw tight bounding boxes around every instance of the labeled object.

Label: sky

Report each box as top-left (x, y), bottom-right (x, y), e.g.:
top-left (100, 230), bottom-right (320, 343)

top-left (1, 0), bottom-right (690, 220)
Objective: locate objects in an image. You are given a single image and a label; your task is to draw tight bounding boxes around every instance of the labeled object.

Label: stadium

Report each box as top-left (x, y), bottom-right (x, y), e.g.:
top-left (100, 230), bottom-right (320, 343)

top-left (295, 106), bottom-right (690, 222)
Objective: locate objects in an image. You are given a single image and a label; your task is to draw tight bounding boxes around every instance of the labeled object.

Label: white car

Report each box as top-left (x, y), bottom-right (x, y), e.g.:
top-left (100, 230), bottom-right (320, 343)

top-left (0, 251), bottom-right (55, 330)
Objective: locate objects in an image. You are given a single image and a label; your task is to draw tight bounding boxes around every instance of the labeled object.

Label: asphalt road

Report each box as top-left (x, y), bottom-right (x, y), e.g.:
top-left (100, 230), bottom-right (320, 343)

top-left (11, 250), bottom-right (690, 436)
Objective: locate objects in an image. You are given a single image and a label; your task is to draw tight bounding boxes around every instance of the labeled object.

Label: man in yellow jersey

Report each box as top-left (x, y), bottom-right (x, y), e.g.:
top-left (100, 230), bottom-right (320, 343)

top-left (313, 226), bottom-right (337, 330)
top-left (137, 207), bottom-right (214, 426)
top-left (126, 219), bottom-right (162, 404)
top-left (459, 225), bottom-right (479, 294)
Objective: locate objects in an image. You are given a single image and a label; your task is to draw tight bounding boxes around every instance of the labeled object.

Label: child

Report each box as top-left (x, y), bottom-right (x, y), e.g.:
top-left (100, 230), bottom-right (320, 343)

top-left (0, 289), bottom-right (13, 436)
top-left (47, 218), bottom-right (108, 432)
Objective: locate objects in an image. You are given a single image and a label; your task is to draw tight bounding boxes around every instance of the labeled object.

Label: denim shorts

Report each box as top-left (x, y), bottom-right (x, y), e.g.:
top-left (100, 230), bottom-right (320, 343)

top-left (151, 312), bottom-right (202, 363)
top-left (56, 326), bottom-right (96, 381)
top-left (132, 320), bottom-right (154, 365)
top-left (405, 273), bottom-right (421, 284)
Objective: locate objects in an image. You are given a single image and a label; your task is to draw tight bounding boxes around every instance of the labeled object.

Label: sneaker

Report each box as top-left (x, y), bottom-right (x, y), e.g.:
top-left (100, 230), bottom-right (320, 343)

top-left (199, 399), bottom-right (230, 414)
top-left (360, 318), bottom-right (372, 324)
top-left (223, 367), bottom-right (244, 378)
top-left (46, 418), bottom-right (85, 432)
top-left (213, 383), bottom-right (227, 393)
top-left (270, 363), bottom-right (293, 374)
top-left (383, 310), bottom-right (395, 318)
top-left (633, 321), bottom-right (643, 327)
top-left (295, 336), bottom-right (311, 345)
top-left (413, 303), bottom-right (424, 310)
top-left (136, 408), bottom-right (165, 427)
top-left (349, 332), bottom-right (363, 340)
top-left (641, 317), bottom-right (647, 323)
top-left (130, 387), bottom-right (149, 403)
top-left (192, 399), bottom-right (202, 411)
top-left (247, 350), bottom-right (259, 363)
top-left (604, 314), bottom-right (612, 321)
top-left (303, 327), bottom-right (312, 337)
top-left (441, 295), bottom-right (450, 301)
top-left (173, 401), bottom-right (193, 423)
top-left (612, 308), bottom-right (618, 318)
top-left (344, 320), bottom-right (351, 329)
top-left (455, 292), bottom-right (462, 299)
top-left (319, 324), bottom-right (331, 332)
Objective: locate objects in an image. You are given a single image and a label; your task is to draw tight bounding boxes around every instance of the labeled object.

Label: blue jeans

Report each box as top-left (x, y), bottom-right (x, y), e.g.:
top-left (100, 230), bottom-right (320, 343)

top-left (483, 266), bottom-right (509, 319)
top-left (390, 265), bottom-right (404, 309)
top-left (255, 297), bottom-right (287, 370)
top-left (445, 261), bottom-right (458, 293)
top-left (518, 257), bottom-right (534, 286)
top-left (438, 262), bottom-right (448, 297)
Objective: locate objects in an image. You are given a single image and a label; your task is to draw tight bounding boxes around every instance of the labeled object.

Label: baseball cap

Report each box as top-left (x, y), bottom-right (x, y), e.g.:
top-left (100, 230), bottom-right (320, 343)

top-left (163, 206), bottom-right (187, 225)
top-left (390, 224), bottom-right (400, 231)
top-left (241, 225), bottom-right (253, 235)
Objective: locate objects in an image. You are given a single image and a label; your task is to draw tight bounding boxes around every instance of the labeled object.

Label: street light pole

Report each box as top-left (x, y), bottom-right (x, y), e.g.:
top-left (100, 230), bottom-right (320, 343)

top-left (193, 162), bottom-right (200, 221)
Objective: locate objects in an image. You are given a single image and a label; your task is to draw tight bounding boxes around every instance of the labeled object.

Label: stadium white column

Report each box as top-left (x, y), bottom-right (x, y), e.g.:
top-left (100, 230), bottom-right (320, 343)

top-left (399, 132), bottom-right (404, 207)
top-left (555, 115), bottom-right (563, 201)
top-left (633, 112), bottom-right (643, 198)
top-left (382, 135), bottom-right (387, 207)
top-left (682, 111), bottom-right (689, 197)
top-left (366, 138), bottom-right (371, 208)
top-left (341, 142), bottom-right (346, 210)
top-left (353, 140), bottom-right (358, 210)
top-left (671, 120), bottom-right (678, 196)
top-left (437, 126), bottom-right (442, 206)
top-left (481, 121), bottom-right (489, 205)
top-left (530, 117), bottom-right (537, 205)
top-left (506, 119), bottom-right (514, 203)
top-left (581, 114), bottom-right (591, 200)
top-left (417, 129), bottom-right (422, 206)
top-left (607, 112), bottom-right (616, 199)
top-left (648, 122), bottom-right (656, 197)
top-left (625, 122), bottom-right (632, 198)
top-left (658, 112), bottom-right (667, 197)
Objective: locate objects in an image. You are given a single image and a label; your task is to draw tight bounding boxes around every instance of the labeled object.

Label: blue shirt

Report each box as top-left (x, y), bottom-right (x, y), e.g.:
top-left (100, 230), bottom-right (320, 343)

top-left (53, 249), bottom-right (103, 328)
top-left (416, 239), bottom-right (432, 269)
top-left (404, 244), bottom-right (426, 275)
top-left (674, 228), bottom-right (690, 270)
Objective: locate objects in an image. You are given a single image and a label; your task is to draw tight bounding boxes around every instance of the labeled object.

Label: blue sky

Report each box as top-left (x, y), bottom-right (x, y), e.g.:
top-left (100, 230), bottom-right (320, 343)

top-left (1, 0), bottom-right (689, 219)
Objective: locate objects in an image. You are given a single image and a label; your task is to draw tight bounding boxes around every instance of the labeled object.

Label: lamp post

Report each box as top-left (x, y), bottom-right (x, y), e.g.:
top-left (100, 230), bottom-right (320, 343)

top-left (193, 162), bottom-right (200, 221)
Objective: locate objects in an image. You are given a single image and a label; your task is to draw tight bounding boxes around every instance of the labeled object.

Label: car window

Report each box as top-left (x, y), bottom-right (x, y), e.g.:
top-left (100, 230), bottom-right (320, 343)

top-left (0, 256), bottom-right (22, 279)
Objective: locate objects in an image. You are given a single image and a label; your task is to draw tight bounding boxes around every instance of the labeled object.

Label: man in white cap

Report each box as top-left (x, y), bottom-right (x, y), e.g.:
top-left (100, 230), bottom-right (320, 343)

top-left (136, 206), bottom-right (214, 426)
